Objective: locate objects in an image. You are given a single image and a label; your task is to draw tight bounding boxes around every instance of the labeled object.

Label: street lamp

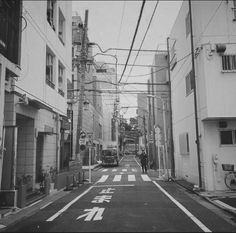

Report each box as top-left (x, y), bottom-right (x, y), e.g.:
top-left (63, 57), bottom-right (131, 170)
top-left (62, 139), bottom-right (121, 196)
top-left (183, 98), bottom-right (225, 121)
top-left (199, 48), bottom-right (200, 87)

top-left (147, 94), bottom-right (169, 180)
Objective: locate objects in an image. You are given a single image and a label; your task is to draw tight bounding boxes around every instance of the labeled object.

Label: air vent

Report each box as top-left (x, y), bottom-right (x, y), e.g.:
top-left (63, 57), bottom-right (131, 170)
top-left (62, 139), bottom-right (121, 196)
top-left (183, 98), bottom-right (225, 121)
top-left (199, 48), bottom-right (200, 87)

top-left (219, 121), bottom-right (227, 128)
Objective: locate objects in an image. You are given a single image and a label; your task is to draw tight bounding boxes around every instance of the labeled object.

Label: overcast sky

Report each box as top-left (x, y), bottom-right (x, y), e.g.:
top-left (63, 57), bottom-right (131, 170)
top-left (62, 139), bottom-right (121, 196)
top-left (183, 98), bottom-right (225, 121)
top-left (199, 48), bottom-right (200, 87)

top-left (72, 0), bottom-right (183, 119)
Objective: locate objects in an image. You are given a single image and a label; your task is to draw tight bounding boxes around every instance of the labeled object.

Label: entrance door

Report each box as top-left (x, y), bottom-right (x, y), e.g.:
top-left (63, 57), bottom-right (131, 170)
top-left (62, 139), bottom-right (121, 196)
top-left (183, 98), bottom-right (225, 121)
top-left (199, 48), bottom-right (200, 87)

top-left (36, 133), bottom-right (44, 182)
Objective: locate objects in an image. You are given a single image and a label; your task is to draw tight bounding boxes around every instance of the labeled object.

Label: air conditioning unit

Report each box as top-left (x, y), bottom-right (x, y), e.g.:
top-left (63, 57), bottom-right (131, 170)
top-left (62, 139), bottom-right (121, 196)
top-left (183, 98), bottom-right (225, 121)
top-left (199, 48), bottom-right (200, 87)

top-left (19, 94), bottom-right (29, 105)
top-left (5, 78), bottom-right (12, 92)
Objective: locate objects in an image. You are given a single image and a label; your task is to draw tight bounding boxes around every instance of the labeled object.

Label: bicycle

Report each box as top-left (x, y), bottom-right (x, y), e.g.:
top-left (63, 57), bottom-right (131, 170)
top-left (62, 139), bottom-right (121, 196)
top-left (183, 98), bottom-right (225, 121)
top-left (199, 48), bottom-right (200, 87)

top-left (222, 164), bottom-right (236, 191)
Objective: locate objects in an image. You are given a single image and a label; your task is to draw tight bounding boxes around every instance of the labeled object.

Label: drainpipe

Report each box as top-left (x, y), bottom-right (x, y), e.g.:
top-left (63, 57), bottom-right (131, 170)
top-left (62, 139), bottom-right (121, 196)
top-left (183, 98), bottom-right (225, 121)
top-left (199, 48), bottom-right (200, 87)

top-left (189, 0), bottom-right (202, 188)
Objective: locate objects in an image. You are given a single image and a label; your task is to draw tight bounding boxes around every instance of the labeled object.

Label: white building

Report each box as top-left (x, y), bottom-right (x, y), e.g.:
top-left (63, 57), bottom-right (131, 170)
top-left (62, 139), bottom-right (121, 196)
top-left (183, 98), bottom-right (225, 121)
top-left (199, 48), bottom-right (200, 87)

top-left (95, 62), bottom-right (117, 149)
top-left (169, 0), bottom-right (236, 191)
top-left (2, 0), bottom-right (72, 194)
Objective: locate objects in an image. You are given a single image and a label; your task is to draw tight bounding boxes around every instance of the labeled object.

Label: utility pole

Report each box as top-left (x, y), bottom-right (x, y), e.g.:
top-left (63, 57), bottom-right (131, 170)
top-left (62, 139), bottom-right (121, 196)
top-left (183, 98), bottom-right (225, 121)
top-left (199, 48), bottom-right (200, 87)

top-left (151, 68), bottom-right (157, 170)
top-left (143, 114), bottom-right (148, 159)
top-left (189, 0), bottom-right (202, 188)
top-left (167, 37), bottom-right (175, 178)
top-left (75, 10), bottom-right (89, 159)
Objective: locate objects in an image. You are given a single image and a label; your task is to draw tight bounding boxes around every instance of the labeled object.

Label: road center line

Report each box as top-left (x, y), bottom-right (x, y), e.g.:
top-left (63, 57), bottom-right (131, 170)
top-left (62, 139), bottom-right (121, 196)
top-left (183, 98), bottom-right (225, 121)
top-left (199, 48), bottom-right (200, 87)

top-left (46, 186), bottom-right (93, 222)
top-left (152, 181), bottom-right (211, 232)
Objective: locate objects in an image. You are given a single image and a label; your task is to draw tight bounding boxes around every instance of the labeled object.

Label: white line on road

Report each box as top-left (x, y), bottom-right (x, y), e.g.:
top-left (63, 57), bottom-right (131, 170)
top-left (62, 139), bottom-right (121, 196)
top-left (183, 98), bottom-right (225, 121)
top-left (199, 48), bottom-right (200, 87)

top-left (40, 201), bottom-right (53, 210)
top-left (93, 184), bottom-right (135, 187)
top-left (102, 169), bottom-right (108, 172)
top-left (152, 181), bottom-right (211, 232)
top-left (112, 169), bottom-right (117, 172)
top-left (122, 169), bottom-right (127, 172)
top-left (128, 175), bottom-right (136, 182)
top-left (113, 175), bottom-right (122, 182)
top-left (141, 174), bottom-right (152, 181)
top-left (97, 175), bottom-right (109, 183)
top-left (46, 186), bottom-right (93, 222)
top-left (132, 169), bottom-right (137, 172)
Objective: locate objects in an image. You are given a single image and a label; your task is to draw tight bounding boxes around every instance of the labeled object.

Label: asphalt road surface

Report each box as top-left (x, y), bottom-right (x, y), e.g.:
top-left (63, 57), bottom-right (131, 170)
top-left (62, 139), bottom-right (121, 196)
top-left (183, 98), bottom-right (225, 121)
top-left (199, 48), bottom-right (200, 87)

top-left (3, 154), bottom-right (236, 232)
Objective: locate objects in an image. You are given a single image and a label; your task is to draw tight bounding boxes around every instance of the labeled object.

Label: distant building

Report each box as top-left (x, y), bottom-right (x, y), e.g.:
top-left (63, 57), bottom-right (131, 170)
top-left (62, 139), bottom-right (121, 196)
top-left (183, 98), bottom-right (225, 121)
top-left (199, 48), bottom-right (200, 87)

top-left (169, 1), bottom-right (236, 191)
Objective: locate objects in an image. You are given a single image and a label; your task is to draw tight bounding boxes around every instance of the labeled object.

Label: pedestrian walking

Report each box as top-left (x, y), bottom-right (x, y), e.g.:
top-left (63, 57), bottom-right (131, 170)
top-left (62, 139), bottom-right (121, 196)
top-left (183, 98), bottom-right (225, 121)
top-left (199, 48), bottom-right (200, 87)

top-left (140, 148), bottom-right (148, 174)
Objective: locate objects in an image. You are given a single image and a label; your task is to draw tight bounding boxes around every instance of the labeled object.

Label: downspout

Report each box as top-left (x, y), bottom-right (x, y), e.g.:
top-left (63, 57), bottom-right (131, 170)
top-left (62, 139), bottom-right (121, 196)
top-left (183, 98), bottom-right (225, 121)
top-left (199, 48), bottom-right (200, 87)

top-left (189, 0), bottom-right (202, 188)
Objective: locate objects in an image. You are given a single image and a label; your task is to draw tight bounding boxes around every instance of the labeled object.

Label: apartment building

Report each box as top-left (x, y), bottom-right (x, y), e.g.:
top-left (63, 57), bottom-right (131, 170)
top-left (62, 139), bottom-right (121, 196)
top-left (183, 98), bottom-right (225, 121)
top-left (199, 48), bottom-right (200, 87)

top-left (0, 0), bottom-right (22, 190)
top-left (169, 0), bottom-right (236, 191)
top-left (2, 0), bottom-right (72, 197)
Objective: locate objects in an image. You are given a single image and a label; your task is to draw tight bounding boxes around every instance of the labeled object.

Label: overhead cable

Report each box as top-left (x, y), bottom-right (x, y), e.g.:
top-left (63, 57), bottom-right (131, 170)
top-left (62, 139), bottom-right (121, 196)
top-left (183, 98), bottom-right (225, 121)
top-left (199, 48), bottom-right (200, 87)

top-left (118, 0), bottom-right (146, 83)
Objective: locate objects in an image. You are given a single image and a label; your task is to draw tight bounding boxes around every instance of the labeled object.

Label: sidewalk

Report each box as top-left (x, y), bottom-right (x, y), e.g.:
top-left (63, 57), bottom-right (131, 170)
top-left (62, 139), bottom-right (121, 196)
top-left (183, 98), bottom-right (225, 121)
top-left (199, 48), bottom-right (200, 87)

top-left (147, 169), bottom-right (236, 216)
top-left (173, 178), bottom-right (236, 216)
top-left (0, 163), bottom-right (102, 231)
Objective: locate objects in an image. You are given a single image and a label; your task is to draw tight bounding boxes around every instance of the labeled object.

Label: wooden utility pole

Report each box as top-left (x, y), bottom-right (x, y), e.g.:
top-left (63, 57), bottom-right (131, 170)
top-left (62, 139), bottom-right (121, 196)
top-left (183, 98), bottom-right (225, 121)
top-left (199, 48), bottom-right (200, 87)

top-left (75, 10), bottom-right (89, 158)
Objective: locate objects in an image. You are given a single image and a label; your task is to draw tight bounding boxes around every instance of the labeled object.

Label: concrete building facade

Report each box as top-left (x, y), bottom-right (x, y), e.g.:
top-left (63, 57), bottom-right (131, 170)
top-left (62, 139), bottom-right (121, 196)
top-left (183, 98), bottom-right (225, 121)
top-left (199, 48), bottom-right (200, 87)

top-left (2, 0), bottom-right (73, 197)
top-left (169, 0), bottom-right (236, 191)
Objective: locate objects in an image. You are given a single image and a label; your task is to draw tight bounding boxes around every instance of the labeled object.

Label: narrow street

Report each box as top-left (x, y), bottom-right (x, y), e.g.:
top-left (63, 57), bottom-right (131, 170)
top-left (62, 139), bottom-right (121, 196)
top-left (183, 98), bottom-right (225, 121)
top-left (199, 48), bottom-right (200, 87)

top-left (2, 155), bottom-right (236, 232)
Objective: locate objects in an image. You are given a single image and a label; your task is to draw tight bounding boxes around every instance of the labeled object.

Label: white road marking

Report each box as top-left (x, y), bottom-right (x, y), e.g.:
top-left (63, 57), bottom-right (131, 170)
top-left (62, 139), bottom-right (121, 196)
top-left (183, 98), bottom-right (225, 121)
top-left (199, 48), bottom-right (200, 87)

top-left (0, 225), bottom-right (6, 229)
top-left (128, 175), bottom-right (136, 182)
top-left (76, 207), bottom-right (105, 221)
top-left (132, 169), bottom-right (137, 172)
top-left (214, 200), bottom-right (236, 211)
top-left (102, 169), bottom-right (108, 172)
top-left (40, 201), bottom-right (53, 209)
top-left (153, 181), bottom-right (211, 232)
top-left (122, 169), bottom-right (127, 172)
top-left (93, 184), bottom-right (134, 187)
top-left (97, 175), bottom-right (109, 183)
top-left (113, 175), bottom-right (122, 182)
top-left (112, 169), bottom-right (117, 172)
top-left (141, 174), bottom-right (152, 181)
top-left (46, 186), bottom-right (93, 222)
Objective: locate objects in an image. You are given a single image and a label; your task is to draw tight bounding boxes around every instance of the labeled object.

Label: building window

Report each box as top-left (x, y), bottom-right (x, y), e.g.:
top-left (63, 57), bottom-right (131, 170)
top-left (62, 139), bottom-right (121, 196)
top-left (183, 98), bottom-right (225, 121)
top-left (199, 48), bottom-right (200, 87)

top-left (170, 40), bottom-right (177, 70)
top-left (46, 50), bottom-right (55, 89)
top-left (58, 62), bottom-right (65, 96)
top-left (185, 70), bottom-right (194, 96)
top-left (179, 132), bottom-right (189, 155)
top-left (47, 0), bottom-right (56, 31)
top-left (232, 0), bottom-right (236, 20)
top-left (220, 130), bottom-right (236, 145)
top-left (185, 11), bottom-right (190, 38)
top-left (222, 55), bottom-right (236, 71)
top-left (58, 8), bottom-right (65, 45)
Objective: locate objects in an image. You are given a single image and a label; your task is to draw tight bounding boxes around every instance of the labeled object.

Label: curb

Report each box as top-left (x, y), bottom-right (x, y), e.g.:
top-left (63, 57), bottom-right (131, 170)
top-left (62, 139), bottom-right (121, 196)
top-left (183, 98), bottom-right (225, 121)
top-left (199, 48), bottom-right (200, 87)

top-left (172, 178), bottom-right (236, 217)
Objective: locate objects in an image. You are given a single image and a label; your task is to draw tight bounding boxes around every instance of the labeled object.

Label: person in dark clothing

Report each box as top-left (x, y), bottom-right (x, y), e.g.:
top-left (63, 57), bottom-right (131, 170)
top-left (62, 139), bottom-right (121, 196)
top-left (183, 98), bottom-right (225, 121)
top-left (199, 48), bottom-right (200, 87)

top-left (140, 148), bottom-right (148, 174)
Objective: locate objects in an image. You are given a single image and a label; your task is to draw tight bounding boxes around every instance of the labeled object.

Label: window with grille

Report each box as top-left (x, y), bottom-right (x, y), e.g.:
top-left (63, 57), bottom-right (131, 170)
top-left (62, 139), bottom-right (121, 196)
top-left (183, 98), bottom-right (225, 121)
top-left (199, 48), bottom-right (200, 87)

top-left (58, 8), bottom-right (65, 45)
top-left (47, 0), bottom-right (56, 31)
top-left (220, 130), bottom-right (236, 145)
top-left (185, 11), bottom-right (190, 38)
top-left (46, 51), bottom-right (55, 88)
top-left (222, 55), bottom-right (236, 71)
top-left (58, 62), bottom-right (65, 96)
top-left (185, 70), bottom-right (194, 96)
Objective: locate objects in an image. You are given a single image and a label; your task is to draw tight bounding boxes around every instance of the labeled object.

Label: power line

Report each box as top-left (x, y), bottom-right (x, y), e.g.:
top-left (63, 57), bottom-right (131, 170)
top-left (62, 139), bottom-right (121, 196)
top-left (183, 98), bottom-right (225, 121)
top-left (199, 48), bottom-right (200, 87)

top-left (125, 1), bottom-right (159, 83)
top-left (119, 0), bottom-right (146, 83)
